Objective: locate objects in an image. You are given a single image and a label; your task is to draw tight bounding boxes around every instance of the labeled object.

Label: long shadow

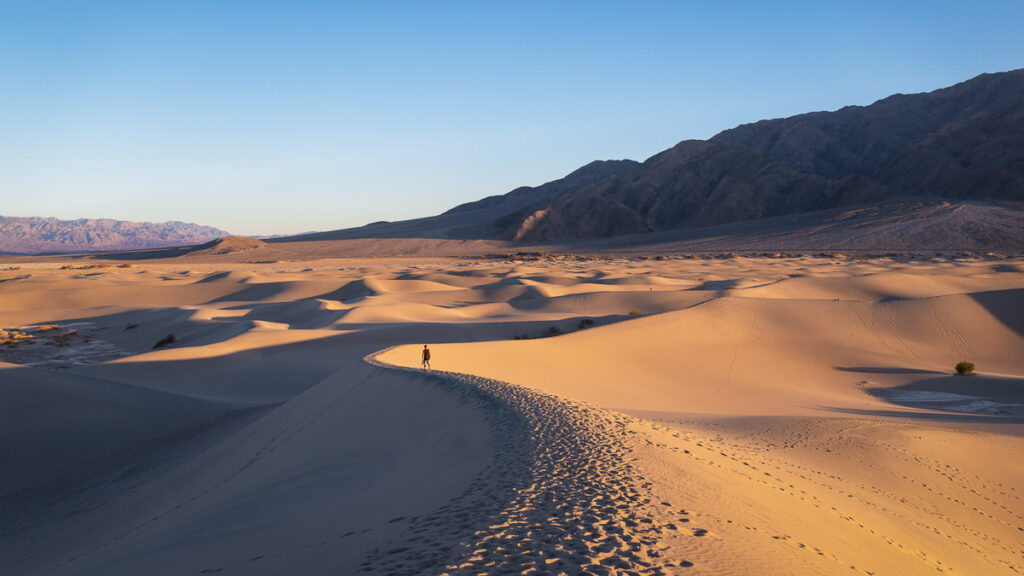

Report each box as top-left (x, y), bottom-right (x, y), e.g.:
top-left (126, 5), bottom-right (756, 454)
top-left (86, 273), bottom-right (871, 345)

top-left (688, 279), bottom-right (741, 291)
top-left (0, 363), bottom-right (272, 542)
top-left (311, 279), bottom-right (378, 302)
top-left (0, 274), bottom-right (31, 283)
top-left (835, 366), bottom-right (946, 375)
top-left (821, 406), bottom-right (1024, 424)
top-left (858, 373), bottom-right (1024, 420)
top-left (3, 307), bottom-right (253, 362)
top-left (207, 281), bottom-right (293, 303)
top-left (78, 246), bottom-right (195, 260)
top-left (969, 287), bottom-right (1024, 339)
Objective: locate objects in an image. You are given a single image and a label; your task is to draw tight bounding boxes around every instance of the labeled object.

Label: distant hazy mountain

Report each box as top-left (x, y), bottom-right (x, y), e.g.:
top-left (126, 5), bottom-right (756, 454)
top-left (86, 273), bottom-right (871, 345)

top-left (299, 69), bottom-right (1023, 246)
top-left (0, 216), bottom-right (230, 254)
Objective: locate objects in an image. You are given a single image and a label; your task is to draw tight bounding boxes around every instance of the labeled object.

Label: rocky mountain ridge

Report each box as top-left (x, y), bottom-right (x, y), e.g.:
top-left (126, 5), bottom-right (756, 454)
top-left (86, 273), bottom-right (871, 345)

top-left (0, 216), bottom-right (229, 254)
top-left (490, 69), bottom-right (1024, 241)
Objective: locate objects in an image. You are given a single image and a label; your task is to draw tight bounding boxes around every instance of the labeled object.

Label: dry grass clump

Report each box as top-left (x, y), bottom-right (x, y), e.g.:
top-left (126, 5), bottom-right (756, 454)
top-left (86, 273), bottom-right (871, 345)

top-left (0, 328), bottom-right (35, 347)
top-left (153, 333), bottom-right (176, 349)
top-left (52, 329), bottom-right (78, 346)
top-left (955, 361), bottom-right (975, 375)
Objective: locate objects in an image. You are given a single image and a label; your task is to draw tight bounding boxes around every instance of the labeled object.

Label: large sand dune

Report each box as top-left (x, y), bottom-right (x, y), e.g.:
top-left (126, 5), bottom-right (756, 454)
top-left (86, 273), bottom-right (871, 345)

top-left (1, 254), bottom-right (1021, 575)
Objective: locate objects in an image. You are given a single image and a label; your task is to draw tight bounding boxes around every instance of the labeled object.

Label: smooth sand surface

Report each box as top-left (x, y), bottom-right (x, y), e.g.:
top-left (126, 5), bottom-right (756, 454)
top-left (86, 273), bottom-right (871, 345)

top-left (1, 254), bottom-right (1022, 575)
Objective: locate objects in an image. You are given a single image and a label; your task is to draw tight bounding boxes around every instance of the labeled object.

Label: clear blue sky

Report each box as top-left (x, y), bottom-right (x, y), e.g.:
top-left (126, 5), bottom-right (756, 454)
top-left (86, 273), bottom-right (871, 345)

top-left (2, 1), bottom-right (1021, 235)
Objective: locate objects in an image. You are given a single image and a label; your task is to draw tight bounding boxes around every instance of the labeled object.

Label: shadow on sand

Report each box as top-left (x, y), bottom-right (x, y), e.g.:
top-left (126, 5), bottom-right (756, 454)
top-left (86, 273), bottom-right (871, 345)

top-left (834, 366), bottom-right (946, 375)
top-left (850, 373), bottom-right (1024, 420)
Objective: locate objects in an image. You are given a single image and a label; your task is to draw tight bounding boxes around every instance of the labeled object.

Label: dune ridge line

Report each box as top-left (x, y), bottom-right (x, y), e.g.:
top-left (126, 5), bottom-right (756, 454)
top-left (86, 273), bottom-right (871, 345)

top-left (363, 348), bottom-right (697, 575)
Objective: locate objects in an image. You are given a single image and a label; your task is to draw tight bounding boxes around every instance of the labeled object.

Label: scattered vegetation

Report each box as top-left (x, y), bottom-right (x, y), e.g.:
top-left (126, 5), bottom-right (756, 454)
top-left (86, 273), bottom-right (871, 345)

top-left (628, 310), bottom-right (644, 317)
top-left (60, 264), bottom-right (112, 271)
top-left (955, 361), bottom-right (975, 375)
top-left (512, 318), bottom-right (596, 341)
top-left (52, 329), bottom-right (78, 346)
top-left (153, 333), bottom-right (177, 349)
top-left (117, 263), bottom-right (132, 268)
top-left (0, 329), bottom-right (35, 347)
top-left (0, 325), bottom-right (84, 348)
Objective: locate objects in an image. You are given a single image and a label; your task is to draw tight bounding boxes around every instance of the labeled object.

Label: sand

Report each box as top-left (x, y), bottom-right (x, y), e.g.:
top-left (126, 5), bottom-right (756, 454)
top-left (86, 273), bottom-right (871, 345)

top-left (0, 253), bottom-right (1021, 575)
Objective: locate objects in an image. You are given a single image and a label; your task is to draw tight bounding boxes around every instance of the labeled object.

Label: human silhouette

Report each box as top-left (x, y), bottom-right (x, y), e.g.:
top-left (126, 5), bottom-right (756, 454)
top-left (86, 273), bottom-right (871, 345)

top-left (421, 344), bottom-right (431, 370)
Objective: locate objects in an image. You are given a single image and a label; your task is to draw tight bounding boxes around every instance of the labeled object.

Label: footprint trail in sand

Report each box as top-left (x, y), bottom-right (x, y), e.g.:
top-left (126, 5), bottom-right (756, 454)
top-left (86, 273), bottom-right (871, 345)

top-left (363, 351), bottom-right (697, 575)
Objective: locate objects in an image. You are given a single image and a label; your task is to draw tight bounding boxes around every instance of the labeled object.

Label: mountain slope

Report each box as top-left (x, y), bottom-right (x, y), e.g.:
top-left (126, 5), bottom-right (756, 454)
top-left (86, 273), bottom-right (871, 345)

top-left (275, 160), bottom-right (641, 242)
top-left (502, 69), bottom-right (1024, 241)
top-left (289, 69), bottom-right (1022, 247)
top-left (0, 217), bottom-right (230, 254)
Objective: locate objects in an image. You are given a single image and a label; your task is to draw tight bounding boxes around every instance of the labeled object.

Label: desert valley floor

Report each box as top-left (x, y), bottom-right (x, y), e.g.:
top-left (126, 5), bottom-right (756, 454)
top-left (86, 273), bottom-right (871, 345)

top-left (1, 253), bottom-right (1022, 575)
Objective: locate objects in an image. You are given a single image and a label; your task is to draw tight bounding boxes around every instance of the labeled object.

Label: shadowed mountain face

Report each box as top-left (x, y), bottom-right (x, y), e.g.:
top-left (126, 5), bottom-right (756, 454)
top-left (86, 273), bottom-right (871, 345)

top-left (295, 69), bottom-right (1022, 247)
top-left (498, 69), bottom-right (1024, 241)
top-left (0, 217), bottom-right (229, 254)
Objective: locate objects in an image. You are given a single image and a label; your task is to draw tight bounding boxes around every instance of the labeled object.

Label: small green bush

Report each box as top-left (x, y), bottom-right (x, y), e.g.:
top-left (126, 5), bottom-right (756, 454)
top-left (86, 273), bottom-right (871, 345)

top-left (628, 310), bottom-right (643, 317)
top-left (955, 361), bottom-right (975, 375)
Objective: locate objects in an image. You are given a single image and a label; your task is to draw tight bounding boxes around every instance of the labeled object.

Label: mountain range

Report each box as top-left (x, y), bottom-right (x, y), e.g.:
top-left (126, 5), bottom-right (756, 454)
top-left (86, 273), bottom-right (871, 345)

top-left (0, 216), bottom-right (229, 254)
top-left (296, 68), bottom-right (1023, 247)
top-left (5, 69), bottom-right (1023, 255)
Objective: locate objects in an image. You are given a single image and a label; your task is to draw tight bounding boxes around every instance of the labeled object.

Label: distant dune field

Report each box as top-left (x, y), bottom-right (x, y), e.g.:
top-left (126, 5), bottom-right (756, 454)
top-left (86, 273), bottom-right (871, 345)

top-left (1, 254), bottom-right (1021, 575)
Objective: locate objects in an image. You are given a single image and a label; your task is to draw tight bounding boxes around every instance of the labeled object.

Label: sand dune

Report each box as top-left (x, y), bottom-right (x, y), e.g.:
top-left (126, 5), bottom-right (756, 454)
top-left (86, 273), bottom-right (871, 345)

top-left (1, 254), bottom-right (1021, 575)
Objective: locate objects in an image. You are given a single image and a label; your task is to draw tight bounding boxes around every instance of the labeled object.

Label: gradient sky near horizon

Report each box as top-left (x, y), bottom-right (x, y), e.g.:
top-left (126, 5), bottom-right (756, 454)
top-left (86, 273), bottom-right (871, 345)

top-left (2, 1), bottom-right (1022, 236)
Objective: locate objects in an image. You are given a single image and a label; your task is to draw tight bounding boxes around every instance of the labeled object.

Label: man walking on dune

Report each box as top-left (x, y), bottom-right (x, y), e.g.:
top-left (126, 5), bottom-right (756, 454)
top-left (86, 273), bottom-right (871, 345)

top-left (422, 344), bottom-right (431, 371)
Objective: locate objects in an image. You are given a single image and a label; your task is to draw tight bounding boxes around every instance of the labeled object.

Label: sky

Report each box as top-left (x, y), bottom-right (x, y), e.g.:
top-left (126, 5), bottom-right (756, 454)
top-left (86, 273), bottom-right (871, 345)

top-left (1, 1), bottom-right (1022, 236)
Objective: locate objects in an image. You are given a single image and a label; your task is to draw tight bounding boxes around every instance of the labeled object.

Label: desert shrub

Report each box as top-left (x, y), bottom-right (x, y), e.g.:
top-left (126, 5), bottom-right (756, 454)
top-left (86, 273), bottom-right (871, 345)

top-left (35, 324), bottom-right (59, 332)
top-left (125, 323), bottom-right (138, 330)
top-left (628, 310), bottom-right (643, 317)
top-left (153, 333), bottom-right (176, 349)
top-left (955, 361), bottom-right (975, 375)
top-left (53, 329), bottom-right (77, 346)
top-left (117, 263), bottom-right (132, 268)
top-left (577, 318), bottom-right (595, 329)
top-left (0, 329), bottom-right (32, 346)
top-left (546, 326), bottom-right (562, 337)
